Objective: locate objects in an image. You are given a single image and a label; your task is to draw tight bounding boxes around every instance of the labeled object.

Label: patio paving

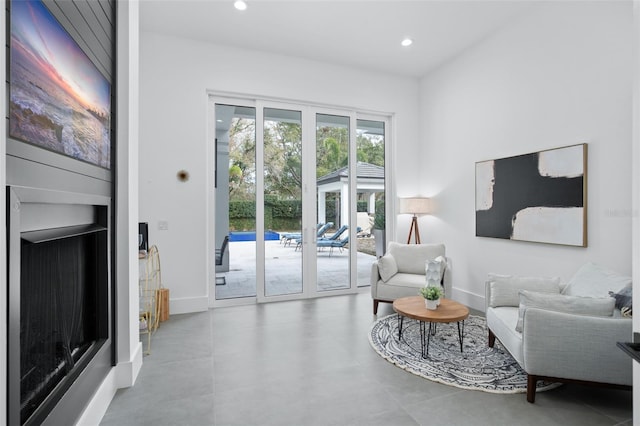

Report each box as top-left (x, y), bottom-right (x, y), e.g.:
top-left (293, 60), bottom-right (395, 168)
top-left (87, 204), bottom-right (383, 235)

top-left (215, 238), bottom-right (376, 300)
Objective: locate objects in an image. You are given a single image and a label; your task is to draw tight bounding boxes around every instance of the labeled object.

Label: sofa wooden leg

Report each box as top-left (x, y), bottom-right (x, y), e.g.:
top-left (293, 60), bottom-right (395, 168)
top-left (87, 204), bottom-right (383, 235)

top-left (527, 375), bottom-right (537, 403)
top-left (488, 328), bottom-right (496, 348)
top-left (373, 299), bottom-right (379, 315)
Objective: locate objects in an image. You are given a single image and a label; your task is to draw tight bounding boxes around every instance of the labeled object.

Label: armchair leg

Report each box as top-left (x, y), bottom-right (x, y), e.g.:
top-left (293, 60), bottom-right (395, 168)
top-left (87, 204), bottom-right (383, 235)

top-left (373, 299), bottom-right (379, 315)
top-left (488, 328), bottom-right (496, 348)
top-left (527, 375), bottom-right (537, 403)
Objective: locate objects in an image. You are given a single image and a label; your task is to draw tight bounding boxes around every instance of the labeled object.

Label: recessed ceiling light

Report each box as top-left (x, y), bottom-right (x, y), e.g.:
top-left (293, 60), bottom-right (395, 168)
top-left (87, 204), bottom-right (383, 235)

top-left (234, 1), bottom-right (247, 11)
top-left (401, 38), bottom-right (413, 47)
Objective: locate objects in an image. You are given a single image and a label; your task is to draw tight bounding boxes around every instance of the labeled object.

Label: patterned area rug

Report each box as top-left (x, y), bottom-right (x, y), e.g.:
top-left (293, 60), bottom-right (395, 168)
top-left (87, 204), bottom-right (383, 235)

top-left (369, 314), bottom-right (559, 394)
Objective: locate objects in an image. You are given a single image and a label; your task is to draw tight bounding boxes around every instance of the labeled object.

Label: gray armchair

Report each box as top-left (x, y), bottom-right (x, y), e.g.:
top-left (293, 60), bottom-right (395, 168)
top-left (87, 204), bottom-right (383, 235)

top-left (370, 242), bottom-right (451, 314)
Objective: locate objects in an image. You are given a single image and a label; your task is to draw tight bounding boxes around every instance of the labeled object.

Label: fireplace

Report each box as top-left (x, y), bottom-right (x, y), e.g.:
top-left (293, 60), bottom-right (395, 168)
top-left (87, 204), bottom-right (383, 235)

top-left (8, 186), bottom-right (113, 426)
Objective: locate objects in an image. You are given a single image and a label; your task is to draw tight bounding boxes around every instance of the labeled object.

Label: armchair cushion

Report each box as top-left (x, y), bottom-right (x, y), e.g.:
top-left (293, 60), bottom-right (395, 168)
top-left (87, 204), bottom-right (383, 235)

top-left (487, 274), bottom-right (560, 308)
top-left (377, 254), bottom-right (398, 282)
top-left (516, 290), bottom-right (615, 332)
top-left (387, 242), bottom-right (445, 275)
top-left (562, 262), bottom-right (631, 297)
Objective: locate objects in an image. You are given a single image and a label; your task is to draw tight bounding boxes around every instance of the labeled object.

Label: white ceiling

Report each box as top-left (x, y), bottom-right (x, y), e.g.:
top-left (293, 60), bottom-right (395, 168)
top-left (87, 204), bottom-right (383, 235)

top-left (139, 0), bottom-right (539, 78)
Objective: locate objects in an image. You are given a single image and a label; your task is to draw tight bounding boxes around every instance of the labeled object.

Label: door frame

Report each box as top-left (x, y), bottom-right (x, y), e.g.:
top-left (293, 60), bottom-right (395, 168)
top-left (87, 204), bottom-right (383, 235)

top-left (207, 93), bottom-right (393, 308)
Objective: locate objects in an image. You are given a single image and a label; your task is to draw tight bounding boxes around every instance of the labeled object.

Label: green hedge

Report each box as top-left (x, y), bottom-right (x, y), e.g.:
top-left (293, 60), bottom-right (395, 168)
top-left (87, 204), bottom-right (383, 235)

top-left (229, 199), bottom-right (374, 231)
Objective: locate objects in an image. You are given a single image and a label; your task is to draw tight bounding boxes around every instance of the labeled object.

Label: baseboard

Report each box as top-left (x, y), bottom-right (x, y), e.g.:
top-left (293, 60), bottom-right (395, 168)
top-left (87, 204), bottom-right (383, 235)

top-left (170, 295), bottom-right (209, 315)
top-left (76, 342), bottom-right (143, 426)
top-left (115, 342), bottom-right (143, 388)
top-left (451, 288), bottom-right (485, 312)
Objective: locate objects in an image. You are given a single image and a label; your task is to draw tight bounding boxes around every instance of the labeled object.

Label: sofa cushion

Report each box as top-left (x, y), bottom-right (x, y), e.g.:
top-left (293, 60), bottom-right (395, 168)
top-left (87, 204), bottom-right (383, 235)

top-left (562, 262), bottom-right (631, 297)
top-left (609, 285), bottom-right (632, 318)
top-left (376, 273), bottom-right (429, 301)
top-left (516, 290), bottom-right (615, 332)
top-left (487, 274), bottom-right (561, 308)
top-left (486, 307), bottom-right (524, 366)
top-left (388, 242), bottom-right (445, 275)
top-left (377, 254), bottom-right (398, 282)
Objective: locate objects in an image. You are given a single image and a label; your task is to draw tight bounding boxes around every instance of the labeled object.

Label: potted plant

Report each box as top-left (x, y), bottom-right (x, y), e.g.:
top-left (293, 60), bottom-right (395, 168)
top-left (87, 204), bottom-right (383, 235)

top-left (419, 286), bottom-right (442, 310)
top-left (373, 204), bottom-right (385, 258)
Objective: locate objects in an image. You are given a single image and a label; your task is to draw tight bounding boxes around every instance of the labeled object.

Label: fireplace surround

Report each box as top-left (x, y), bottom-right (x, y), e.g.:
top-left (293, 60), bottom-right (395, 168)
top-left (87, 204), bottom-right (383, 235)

top-left (7, 186), bottom-right (113, 425)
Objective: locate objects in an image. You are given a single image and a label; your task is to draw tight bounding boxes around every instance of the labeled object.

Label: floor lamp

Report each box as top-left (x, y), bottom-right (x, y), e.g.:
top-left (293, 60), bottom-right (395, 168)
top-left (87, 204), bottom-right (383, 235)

top-left (400, 197), bottom-right (431, 244)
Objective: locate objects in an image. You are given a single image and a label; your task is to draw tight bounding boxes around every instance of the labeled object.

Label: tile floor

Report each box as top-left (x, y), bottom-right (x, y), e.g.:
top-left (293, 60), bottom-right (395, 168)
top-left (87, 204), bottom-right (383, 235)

top-left (101, 291), bottom-right (633, 426)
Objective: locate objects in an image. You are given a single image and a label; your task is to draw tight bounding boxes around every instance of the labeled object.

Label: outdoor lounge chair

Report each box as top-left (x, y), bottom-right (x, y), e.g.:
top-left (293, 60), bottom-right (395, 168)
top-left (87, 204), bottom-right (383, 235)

top-left (282, 222), bottom-right (333, 247)
top-left (317, 235), bottom-right (349, 256)
top-left (215, 235), bottom-right (229, 285)
top-left (296, 225), bottom-right (349, 250)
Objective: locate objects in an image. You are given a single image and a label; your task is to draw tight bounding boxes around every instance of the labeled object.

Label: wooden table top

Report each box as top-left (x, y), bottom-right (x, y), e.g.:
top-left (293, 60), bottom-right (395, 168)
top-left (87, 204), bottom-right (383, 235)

top-left (393, 296), bottom-right (469, 323)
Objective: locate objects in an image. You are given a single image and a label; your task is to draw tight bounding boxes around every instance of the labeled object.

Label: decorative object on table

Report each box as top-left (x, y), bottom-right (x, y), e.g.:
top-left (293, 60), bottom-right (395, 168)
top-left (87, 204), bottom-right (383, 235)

top-left (399, 197), bottom-right (430, 244)
top-left (475, 143), bottom-right (587, 247)
top-left (419, 286), bottom-right (441, 310)
top-left (425, 256), bottom-right (446, 302)
top-left (369, 314), bottom-right (560, 394)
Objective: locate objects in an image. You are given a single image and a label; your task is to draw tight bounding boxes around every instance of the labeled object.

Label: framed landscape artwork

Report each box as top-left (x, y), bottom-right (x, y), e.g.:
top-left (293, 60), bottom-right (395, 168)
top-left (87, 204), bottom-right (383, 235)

top-left (475, 144), bottom-right (587, 247)
top-left (9, 0), bottom-right (111, 169)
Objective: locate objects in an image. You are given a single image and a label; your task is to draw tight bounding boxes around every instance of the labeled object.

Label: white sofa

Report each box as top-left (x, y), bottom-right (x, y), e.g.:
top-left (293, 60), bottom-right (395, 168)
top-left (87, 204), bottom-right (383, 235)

top-left (370, 242), bottom-right (451, 314)
top-left (485, 263), bottom-right (633, 402)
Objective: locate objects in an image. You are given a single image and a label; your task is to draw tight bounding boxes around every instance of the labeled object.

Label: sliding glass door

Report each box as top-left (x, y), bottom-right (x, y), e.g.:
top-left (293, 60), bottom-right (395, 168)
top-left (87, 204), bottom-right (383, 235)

top-left (263, 107), bottom-right (303, 297)
top-left (211, 97), bottom-right (386, 305)
top-left (315, 113), bottom-right (352, 292)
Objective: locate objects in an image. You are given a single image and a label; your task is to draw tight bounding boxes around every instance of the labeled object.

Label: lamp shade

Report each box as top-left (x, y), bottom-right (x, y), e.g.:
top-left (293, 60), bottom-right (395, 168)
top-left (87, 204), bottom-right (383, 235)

top-left (399, 197), bottom-right (430, 215)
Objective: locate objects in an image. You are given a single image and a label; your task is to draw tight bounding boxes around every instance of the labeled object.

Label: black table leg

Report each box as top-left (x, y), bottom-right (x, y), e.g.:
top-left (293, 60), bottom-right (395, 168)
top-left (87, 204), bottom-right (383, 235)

top-left (397, 314), bottom-right (404, 340)
top-left (457, 320), bottom-right (465, 352)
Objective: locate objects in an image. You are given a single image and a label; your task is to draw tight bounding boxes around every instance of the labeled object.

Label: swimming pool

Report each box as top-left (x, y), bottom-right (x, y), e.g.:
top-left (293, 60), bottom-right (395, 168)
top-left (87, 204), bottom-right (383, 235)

top-left (229, 231), bottom-right (281, 242)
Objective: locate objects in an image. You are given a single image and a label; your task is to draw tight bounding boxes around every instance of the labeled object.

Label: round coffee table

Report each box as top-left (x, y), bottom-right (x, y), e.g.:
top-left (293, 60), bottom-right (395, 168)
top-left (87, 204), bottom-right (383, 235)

top-left (393, 296), bottom-right (469, 358)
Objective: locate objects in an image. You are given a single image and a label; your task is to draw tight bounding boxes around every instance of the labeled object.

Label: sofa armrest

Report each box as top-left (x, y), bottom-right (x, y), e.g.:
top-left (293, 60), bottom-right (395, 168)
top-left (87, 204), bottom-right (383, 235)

top-left (370, 261), bottom-right (381, 298)
top-left (522, 307), bottom-right (632, 386)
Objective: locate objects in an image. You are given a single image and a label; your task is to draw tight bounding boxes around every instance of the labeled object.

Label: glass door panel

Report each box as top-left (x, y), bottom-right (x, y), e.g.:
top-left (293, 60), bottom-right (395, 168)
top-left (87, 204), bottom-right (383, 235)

top-left (263, 108), bottom-right (303, 297)
top-left (316, 113), bottom-right (350, 291)
top-left (214, 104), bottom-right (257, 300)
top-left (355, 119), bottom-right (385, 287)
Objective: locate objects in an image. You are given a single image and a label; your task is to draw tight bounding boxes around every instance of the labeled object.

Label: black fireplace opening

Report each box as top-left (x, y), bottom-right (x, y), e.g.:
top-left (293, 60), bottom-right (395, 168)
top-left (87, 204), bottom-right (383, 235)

top-left (18, 226), bottom-right (108, 425)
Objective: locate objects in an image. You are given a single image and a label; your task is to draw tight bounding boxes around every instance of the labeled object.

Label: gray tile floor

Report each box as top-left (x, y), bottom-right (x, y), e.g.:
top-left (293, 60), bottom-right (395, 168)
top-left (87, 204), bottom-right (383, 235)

top-left (101, 291), bottom-right (633, 426)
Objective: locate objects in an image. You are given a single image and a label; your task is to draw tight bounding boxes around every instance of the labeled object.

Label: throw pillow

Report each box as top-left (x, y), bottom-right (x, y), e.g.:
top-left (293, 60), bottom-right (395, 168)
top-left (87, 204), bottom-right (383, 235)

top-left (516, 290), bottom-right (615, 333)
top-left (377, 254), bottom-right (398, 282)
top-left (487, 274), bottom-right (561, 308)
top-left (562, 262), bottom-right (631, 297)
top-left (609, 285), bottom-right (632, 318)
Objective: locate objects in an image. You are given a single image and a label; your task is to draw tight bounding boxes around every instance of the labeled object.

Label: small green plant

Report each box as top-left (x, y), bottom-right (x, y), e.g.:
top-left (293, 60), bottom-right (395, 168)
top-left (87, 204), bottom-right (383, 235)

top-left (419, 286), bottom-right (442, 301)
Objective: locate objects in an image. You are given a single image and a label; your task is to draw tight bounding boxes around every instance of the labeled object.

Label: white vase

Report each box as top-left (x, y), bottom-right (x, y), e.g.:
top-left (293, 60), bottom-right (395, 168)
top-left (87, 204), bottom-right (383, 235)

top-left (425, 299), bottom-right (438, 310)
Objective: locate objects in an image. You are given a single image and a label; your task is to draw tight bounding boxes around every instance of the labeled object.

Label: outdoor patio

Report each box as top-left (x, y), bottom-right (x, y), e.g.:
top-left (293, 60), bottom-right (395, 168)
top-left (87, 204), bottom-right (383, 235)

top-left (215, 237), bottom-right (377, 300)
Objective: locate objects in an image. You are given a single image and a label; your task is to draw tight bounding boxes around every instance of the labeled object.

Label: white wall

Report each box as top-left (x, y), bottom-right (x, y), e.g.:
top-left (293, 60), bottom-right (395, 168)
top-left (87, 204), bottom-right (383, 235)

top-left (138, 32), bottom-right (420, 313)
top-left (419, 1), bottom-right (633, 310)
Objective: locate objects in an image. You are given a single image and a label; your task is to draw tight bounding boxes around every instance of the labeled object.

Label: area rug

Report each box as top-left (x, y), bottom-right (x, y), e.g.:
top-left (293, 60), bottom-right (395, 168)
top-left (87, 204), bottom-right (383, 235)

top-left (369, 314), bottom-right (559, 394)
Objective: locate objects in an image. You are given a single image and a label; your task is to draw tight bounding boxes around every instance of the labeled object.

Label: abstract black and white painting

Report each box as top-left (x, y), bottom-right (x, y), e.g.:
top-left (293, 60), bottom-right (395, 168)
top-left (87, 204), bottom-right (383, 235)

top-left (476, 144), bottom-right (587, 247)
